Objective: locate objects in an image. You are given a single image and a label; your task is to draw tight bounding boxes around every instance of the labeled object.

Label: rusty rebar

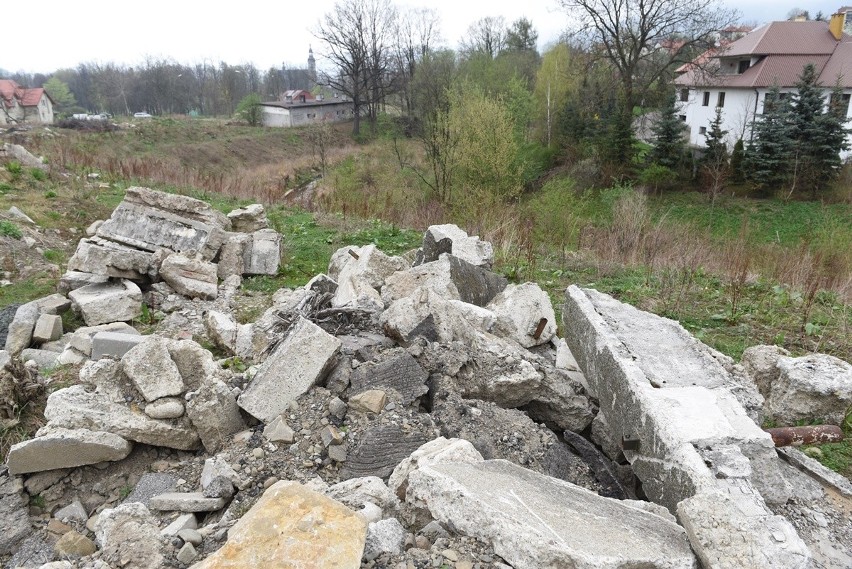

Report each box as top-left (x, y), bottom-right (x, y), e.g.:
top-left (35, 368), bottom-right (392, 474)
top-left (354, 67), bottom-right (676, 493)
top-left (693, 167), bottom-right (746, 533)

top-left (533, 318), bottom-right (548, 340)
top-left (764, 425), bottom-right (844, 447)
top-left (348, 249), bottom-right (360, 260)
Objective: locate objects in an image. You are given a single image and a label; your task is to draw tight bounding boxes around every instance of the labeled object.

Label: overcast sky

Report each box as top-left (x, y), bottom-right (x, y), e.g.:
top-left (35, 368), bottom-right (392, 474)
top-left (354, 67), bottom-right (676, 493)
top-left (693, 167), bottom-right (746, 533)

top-left (1, 1), bottom-right (844, 74)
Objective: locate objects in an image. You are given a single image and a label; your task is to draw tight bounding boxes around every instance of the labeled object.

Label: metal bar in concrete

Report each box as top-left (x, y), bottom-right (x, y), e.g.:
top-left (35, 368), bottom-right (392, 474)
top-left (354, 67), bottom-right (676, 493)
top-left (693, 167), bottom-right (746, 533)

top-left (764, 426), bottom-right (843, 447)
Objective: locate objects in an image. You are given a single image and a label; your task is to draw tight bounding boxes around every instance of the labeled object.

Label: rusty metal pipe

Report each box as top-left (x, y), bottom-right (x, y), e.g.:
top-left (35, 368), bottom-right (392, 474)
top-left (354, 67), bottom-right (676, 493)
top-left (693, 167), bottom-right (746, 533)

top-left (348, 249), bottom-right (360, 260)
top-left (533, 318), bottom-right (548, 340)
top-left (764, 425), bottom-right (844, 447)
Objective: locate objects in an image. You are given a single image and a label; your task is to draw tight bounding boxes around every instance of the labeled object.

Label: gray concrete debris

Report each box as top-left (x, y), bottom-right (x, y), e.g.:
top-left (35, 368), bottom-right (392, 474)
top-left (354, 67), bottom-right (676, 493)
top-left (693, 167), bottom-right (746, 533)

top-left (4, 300), bottom-right (39, 355)
top-left (32, 313), bottom-right (62, 343)
top-left (160, 513), bottom-right (198, 537)
top-left (243, 228), bottom-right (281, 276)
top-left (325, 476), bottom-right (400, 516)
top-left (68, 321), bottom-right (139, 357)
top-left (67, 237), bottom-right (157, 281)
top-left (767, 354), bottom-right (852, 426)
top-left (349, 390), bottom-right (387, 414)
top-left (123, 473), bottom-right (178, 507)
top-left (121, 335), bottom-right (185, 402)
top-left (6, 427), bottom-right (132, 475)
top-left (144, 397), bottom-right (185, 419)
top-left (91, 330), bottom-right (145, 360)
top-left (68, 279), bottom-right (143, 326)
top-left (54, 498), bottom-right (89, 524)
top-left (205, 310), bottom-right (238, 354)
top-left (20, 348), bottom-right (60, 370)
top-left (227, 203), bottom-right (268, 233)
top-left (487, 282), bottom-right (557, 347)
top-left (741, 344), bottom-right (791, 398)
top-left (364, 518), bottom-right (407, 560)
top-left (159, 253), bottom-right (218, 300)
top-left (186, 379), bottom-right (246, 453)
top-left (58, 270), bottom-right (109, 294)
top-left (95, 186), bottom-right (229, 261)
top-left (3, 143), bottom-right (46, 170)
top-left (415, 224), bottom-right (494, 269)
top-left (263, 414), bottom-right (296, 443)
top-left (7, 206), bottom-right (35, 224)
top-left (148, 492), bottom-right (227, 512)
top-left (562, 285), bottom-right (807, 568)
top-left (201, 456), bottom-right (240, 496)
top-left (350, 349), bottom-right (428, 405)
top-left (0, 475), bottom-right (31, 555)
top-left (238, 316), bottom-right (341, 423)
top-left (95, 502), bottom-right (165, 569)
top-left (407, 459), bottom-right (698, 569)
top-left (388, 437), bottom-right (484, 498)
top-left (217, 232), bottom-right (250, 279)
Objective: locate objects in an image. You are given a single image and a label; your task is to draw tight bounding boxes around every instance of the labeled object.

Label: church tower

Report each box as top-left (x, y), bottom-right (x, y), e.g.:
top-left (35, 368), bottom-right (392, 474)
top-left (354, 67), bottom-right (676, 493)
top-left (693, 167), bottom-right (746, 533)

top-left (308, 46), bottom-right (317, 83)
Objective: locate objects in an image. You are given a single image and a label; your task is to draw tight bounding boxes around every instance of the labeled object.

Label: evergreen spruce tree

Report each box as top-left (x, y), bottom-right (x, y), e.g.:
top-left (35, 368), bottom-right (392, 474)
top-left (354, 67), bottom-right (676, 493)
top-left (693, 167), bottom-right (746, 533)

top-left (701, 107), bottom-right (730, 203)
top-left (730, 139), bottom-right (745, 183)
top-left (649, 92), bottom-right (686, 170)
top-left (745, 84), bottom-right (792, 194)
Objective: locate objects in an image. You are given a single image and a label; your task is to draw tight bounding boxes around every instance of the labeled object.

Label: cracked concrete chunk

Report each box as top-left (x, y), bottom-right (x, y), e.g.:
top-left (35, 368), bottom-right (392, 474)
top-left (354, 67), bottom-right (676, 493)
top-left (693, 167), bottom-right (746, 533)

top-left (6, 427), bottom-right (132, 475)
top-left (243, 228), bottom-right (281, 276)
top-left (768, 354), bottom-right (852, 426)
top-left (95, 502), bottom-right (165, 569)
top-left (407, 459), bottom-right (698, 569)
top-left (121, 335), bottom-right (185, 402)
top-left (238, 316), bottom-right (341, 423)
top-left (68, 279), bottom-right (143, 326)
top-left (487, 282), bottom-right (557, 347)
top-left (159, 254), bottom-right (218, 300)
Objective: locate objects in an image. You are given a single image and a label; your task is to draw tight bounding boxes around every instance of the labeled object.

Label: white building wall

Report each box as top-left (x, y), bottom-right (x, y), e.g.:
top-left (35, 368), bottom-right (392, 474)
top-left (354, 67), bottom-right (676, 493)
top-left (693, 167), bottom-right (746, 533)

top-left (262, 106), bottom-right (292, 128)
top-left (680, 86), bottom-right (852, 159)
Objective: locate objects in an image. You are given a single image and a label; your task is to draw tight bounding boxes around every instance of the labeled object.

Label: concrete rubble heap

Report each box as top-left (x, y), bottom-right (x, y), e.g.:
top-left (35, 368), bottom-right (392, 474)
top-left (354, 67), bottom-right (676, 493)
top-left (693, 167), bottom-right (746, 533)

top-left (0, 192), bottom-right (849, 568)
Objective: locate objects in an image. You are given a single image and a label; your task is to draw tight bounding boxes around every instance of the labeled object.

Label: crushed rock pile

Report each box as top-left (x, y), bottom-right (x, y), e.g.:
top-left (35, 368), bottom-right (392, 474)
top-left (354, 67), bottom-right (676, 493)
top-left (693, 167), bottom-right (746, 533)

top-left (0, 187), bottom-right (849, 569)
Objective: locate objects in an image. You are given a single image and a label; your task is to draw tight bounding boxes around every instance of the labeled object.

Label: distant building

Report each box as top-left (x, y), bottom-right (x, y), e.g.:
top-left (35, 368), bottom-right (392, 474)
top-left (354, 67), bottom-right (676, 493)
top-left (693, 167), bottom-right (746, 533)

top-left (282, 90), bottom-right (315, 104)
top-left (260, 98), bottom-right (353, 128)
top-left (674, 13), bottom-right (852, 158)
top-left (0, 80), bottom-right (54, 125)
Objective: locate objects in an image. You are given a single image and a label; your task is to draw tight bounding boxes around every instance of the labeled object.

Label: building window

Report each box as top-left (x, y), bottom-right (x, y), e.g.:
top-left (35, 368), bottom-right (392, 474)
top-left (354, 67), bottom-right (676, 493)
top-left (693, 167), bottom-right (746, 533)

top-left (679, 114), bottom-right (687, 122)
top-left (829, 92), bottom-right (851, 116)
top-left (717, 92), bottom-right (726, 107)
top-left (699, 126), bottom-right (707, 135)
top-left (680, 89), bottom-right (689, 102)
top-left (702, 91), bottom-right (710, 106)
top-left (738, 60), bottom-right (750, 74)
top-left (764, 92), bottom-right (788, 113)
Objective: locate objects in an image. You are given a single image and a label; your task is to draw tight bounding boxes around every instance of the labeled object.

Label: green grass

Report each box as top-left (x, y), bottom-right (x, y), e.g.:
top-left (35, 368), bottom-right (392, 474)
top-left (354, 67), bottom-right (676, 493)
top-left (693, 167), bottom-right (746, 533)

top-left (0, 220), bottom-right (22, 239)
top-left (0, 274), bottom-right (59, 308)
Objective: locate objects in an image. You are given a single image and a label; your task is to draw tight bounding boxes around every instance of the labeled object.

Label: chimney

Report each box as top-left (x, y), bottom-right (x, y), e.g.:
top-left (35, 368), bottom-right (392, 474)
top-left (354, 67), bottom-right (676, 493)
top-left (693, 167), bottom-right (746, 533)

top-left (829, 12), bottom-right (844, 40)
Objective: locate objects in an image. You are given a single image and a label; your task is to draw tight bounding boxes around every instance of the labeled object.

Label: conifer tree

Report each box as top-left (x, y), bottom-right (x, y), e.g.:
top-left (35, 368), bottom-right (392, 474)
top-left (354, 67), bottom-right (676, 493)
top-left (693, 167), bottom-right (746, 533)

top-left (702, 107), bottom-right (729, 203)
top-left (649, 92), bottom-right (686, 169)
top-left (745, 84), bottom-right (792, 194)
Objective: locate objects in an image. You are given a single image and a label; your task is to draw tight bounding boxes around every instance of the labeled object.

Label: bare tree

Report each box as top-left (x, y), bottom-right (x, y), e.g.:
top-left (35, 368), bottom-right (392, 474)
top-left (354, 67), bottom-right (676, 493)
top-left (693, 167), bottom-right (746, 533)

top-left (313, 0), bottom-right (398, 135)
top-left (459, 16), bottom-right (506, 59)
top-left (559, 0), bottom-right (739, 144)
top-left (393, 7), bottom-right (441, 115)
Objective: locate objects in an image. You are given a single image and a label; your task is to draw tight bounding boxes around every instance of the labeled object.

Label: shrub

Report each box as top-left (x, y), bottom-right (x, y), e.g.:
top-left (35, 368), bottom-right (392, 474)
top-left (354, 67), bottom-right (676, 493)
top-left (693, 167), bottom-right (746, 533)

top-left (30, 168), bottom-right (47, 181)
top-left (638, 163), bottom-right (678, 194)
top-left (5, 161), bottom-right (22, 176)
top-left (0, 220), bottom-right (22, 239)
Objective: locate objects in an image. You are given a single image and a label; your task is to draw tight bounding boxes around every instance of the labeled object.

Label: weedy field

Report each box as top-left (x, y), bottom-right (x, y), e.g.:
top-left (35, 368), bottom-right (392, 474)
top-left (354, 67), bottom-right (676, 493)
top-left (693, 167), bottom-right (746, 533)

top-left (1, 116), bottom-right (850, 476)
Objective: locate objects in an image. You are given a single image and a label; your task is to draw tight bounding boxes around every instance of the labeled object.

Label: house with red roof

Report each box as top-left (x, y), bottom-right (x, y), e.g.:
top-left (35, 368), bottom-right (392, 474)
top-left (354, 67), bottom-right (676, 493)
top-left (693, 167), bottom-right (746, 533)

top-left (0, 80), bottom-right (54, 125)
top-left (674, 12), bottom-right (852, 158)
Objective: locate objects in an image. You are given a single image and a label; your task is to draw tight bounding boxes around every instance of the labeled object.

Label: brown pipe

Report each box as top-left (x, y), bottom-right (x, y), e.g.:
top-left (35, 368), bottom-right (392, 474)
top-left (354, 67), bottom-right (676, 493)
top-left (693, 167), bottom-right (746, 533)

top-left (533, 318), bottom-right (548, 340)
top-left (348, 249), bottom-right (360, 260)
top-left (764, 425), bottom-right (844, 447)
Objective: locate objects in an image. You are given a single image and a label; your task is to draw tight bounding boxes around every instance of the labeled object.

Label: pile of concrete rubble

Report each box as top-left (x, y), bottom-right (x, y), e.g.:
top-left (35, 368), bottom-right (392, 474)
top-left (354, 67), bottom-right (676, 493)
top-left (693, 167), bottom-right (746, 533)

top-left (0, 187), bottom-right (849, 569)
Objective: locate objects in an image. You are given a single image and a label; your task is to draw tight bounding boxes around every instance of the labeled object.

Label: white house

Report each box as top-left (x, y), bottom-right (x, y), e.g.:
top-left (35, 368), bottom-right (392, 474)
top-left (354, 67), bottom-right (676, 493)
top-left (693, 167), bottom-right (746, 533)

top-left (0, 80), bottom-right (54, 125)
top-left (674, 14), bottom-right (852, 159)
top-left (260, 99), bottom-right (354, 128)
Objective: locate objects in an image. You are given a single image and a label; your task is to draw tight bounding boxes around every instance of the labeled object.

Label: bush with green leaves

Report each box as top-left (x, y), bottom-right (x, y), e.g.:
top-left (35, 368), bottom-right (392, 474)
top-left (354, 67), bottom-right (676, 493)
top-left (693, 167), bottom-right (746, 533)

top-left (235, 93), bottom-right (263, 127)
top-left (0, 220), bottom-right (22, 239)
top-left (5, 161), bottom-right (22, 176)
top-left (30, 168), bottom-right (47, 181)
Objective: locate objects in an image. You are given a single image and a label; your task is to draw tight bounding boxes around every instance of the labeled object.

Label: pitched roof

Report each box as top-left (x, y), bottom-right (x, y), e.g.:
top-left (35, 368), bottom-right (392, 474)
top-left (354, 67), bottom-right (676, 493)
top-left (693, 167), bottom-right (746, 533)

top-left (0, 79), bottom-right (49, 108)
top-left (675, 21), bottom-right (852, 89)
top-left (723, 21), bottom-right (841, 57)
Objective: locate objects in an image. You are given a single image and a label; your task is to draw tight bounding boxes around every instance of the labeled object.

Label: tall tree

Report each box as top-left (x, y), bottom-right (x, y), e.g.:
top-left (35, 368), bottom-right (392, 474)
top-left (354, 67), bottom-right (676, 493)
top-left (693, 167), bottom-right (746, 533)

top-left (788, 64), bottom-right (850, 197)
top-left (42, 77), bottom-right (76, 115)
top-left (649, 92), bottom-right (686, 169)
top-left (505, 17), bottom-right (538, 53)
top-left (702, 107), bottom-right (730, 203)
top-left (559, 0), bottom-right (738, 158)
top-left (313, 0), bottom-right (398, 135)
top-left (393, 7), bottom-right (441, 116)
top-left (460, 16), bottom-right (506, 59)
top-left (745, 85), bottom-right (793, 194)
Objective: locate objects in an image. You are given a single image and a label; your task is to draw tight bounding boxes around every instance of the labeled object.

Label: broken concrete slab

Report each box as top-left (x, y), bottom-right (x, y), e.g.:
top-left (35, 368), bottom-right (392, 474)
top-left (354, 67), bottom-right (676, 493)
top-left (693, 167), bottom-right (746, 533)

top-left (68, 322), bottom-right (140, 357)
top-left (95, 186), bottom-right (229, 261)
top-left (216, 232), bottom-right (250, 279)
top-left (0, 476), bottom-right (33, 555)
top-left (6, 428), bottom-right (132, 475)
top-left (185, 379), bottom-right (245, 453)
top-left (32, 314), bottom-right (62, 343)
top-left (767, 354), bottom-right (852, 426)
top-left (159, 254), bottom-right (218, 300)
top-left (238, 316), bottom-right (341, 423)
top-left (350, 349), bottom-right (428, 405)
top-left (121, 335), bottom-right (185, 402)
top-left (388, 437), bottom-right (483, 498)
top-left (95, 503), bottom-right (165, 569)
top-left (58, 271), bottom-right (109, 295)
top-left (3, 301), bottom-right (39, 355)
top-left (562, 285), bottom-right (806, 568)
top-left (741, 344), bottom-right (790, 398)
top-left (148, 492), bottom-right (226, 513)
top-left (243, 228), bottom-right (281, 276)
top-left (329, 244), bottom-right (407, 289)
top-left (415, 224), bottom-right (494, 269)
top-left (68, 279), bottom-right (143, 326)
top-left (67, 237), bottom-right (156, 281)
top-left (191, 481), bottom-right (366, 569)
top-left (20, 348), bottom-right (60, 370)
top-left (143, 397), bottom-right (184, 419)
top-left (44, 385), bottom-right (200, 450)
top-left (407, 459), bottom-right (698, 569)
top-left (91, 330), bottom-right (145, 360)
top-left (487, 282), bottom-right (557, 348)
top-left (227, 203), bottom-right (268, 233)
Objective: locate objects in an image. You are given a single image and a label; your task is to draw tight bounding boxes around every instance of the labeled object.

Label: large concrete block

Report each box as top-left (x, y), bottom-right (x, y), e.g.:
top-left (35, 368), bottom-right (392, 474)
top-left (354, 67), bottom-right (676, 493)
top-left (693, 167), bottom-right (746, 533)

top-left (121, 335), bottom-right (185, 402)
top-left (185, 380), bottom-right (245, 453)
top-left (32, 314), bottom-right (62, 343)
top-left (68, 279), bottom-right (143, 326)
top-left (415, 224), bottom-right (494, 269)
top-left (69, 322), bottom-right (140, 357)
top-left (91, 331), bottom-right (145, 360)
top-left (67, 237), bottom-right (156, 281)
top-left (487, 282), bottom-right (557, 347)
top-left (243, 229), bottom-right (281, 276)
top-left (227, 203), bottom-right (268, 233)
top-left (407, 459), bottom-right (698, 569)
top-left (767, 354), bottom-right (852, 426)
top-left (6, 428), bottom-right (132, 475)
top-left (238, 317), bottom-right (341, 422)
top-left (159, 254), bottom-right (218, 300)
top-left (95, 186), bottom-right (229, 260)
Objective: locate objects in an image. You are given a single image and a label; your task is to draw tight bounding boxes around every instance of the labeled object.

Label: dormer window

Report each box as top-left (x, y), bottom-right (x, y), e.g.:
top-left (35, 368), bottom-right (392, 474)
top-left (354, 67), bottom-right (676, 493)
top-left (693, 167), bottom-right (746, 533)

top-left (737, 60), bottom-right (750, 74)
